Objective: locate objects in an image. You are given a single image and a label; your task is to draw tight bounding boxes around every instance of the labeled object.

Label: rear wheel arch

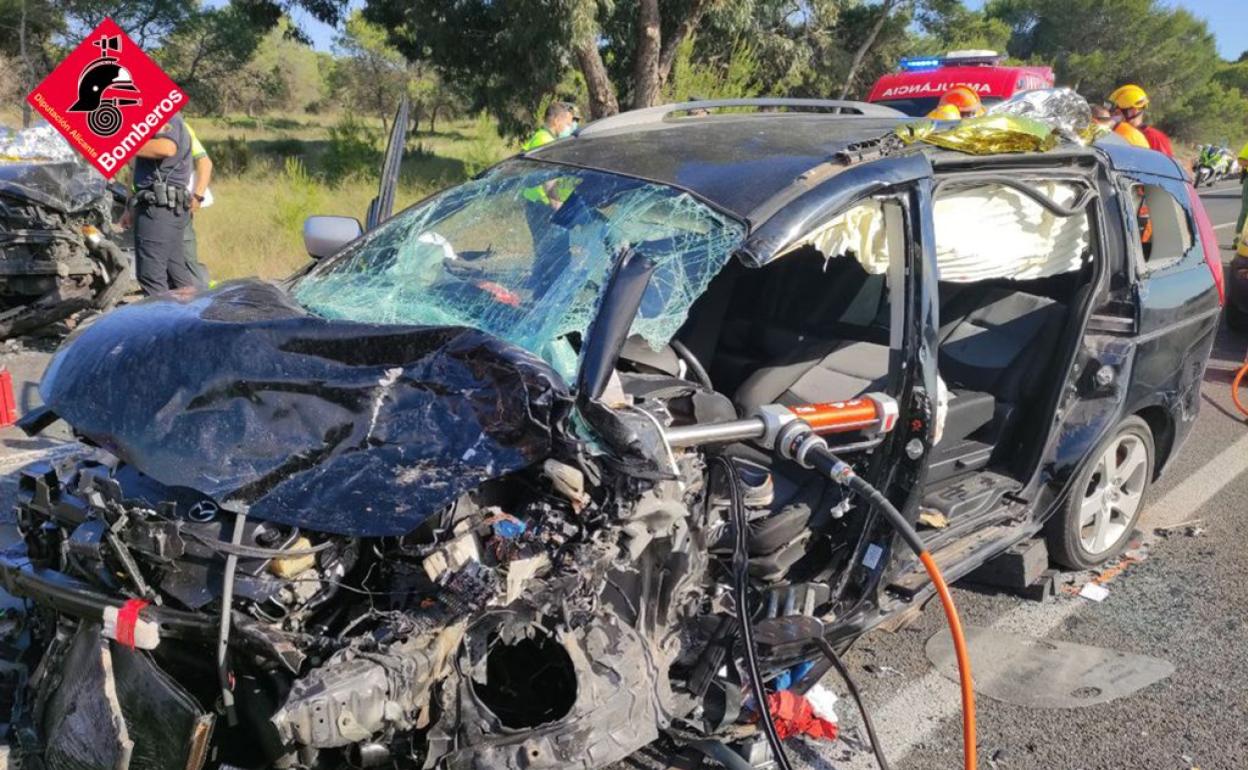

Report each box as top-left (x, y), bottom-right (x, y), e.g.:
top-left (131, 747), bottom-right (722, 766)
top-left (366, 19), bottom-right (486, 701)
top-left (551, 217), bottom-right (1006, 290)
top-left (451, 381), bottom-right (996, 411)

top-left (1134, 405), bottom-right (1172, 480)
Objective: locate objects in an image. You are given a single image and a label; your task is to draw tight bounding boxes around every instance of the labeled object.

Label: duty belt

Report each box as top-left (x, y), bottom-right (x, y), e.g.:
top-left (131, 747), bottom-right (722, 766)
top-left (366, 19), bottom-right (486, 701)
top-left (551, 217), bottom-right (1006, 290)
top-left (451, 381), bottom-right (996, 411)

top-left (135, 183), bottom-right (190, 211)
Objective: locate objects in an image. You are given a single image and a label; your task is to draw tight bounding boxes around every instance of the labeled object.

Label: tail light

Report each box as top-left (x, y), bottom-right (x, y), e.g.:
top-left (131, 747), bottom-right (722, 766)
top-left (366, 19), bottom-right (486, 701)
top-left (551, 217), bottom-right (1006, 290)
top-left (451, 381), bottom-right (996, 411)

top-left (1187, 184), bottom-right (1225, 306)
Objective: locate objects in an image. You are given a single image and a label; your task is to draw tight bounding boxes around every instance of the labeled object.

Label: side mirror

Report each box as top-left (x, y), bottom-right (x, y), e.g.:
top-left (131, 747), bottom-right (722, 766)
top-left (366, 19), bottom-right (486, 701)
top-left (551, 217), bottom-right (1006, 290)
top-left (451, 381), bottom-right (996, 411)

top-left (303, 215), bottom-right (362, 259)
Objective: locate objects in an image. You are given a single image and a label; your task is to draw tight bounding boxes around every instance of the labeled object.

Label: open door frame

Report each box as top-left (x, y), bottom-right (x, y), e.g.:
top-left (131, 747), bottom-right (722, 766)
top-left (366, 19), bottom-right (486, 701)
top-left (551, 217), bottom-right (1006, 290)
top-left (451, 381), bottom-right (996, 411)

top-left (365, 95), bottom-right (411, 231)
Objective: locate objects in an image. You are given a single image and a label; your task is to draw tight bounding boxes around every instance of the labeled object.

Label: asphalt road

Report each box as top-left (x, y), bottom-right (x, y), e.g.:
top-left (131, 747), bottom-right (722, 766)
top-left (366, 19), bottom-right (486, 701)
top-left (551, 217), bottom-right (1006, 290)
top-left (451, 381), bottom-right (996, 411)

top-left (0, 181), bottom-right (1244, 770)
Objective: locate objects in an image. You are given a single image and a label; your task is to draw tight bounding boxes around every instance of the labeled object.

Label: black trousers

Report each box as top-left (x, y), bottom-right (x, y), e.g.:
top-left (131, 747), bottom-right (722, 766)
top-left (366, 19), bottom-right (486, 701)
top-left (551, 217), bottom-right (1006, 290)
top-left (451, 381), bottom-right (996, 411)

top-left (134, 205), bottom-right (195, 295)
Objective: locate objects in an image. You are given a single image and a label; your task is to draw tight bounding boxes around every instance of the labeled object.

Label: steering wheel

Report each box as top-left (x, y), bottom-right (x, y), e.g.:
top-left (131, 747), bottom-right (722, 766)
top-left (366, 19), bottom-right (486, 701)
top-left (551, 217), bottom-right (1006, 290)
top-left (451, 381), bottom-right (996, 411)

top-left (670, 339), bottom-right (713, 391)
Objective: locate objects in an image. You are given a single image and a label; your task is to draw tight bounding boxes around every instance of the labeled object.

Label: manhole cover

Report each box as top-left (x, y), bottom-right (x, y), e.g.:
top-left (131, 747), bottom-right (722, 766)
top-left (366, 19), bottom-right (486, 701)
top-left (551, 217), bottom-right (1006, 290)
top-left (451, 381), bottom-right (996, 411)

top-left (926, 625), bottom-right (1174, 709)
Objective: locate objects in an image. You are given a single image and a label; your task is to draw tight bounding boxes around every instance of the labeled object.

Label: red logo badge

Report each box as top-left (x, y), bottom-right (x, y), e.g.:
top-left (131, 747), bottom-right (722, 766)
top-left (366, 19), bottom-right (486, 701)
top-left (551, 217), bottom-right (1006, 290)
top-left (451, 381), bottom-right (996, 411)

top-left (26, 18), bottom-right (187, 179)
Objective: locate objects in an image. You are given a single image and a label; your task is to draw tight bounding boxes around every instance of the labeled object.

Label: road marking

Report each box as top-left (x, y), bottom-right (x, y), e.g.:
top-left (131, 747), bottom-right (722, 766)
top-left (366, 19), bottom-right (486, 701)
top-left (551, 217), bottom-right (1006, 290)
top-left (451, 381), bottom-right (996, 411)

top-left (1214, 221), bottom-right (1237, 231)
top-left (830, 430), bottom-right (1248, 769)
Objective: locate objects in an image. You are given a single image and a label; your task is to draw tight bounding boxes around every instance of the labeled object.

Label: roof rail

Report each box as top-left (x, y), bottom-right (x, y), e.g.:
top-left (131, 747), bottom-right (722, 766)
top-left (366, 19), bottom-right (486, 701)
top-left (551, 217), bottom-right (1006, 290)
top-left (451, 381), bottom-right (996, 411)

top-left (576, 98), bottom-right (905, 137)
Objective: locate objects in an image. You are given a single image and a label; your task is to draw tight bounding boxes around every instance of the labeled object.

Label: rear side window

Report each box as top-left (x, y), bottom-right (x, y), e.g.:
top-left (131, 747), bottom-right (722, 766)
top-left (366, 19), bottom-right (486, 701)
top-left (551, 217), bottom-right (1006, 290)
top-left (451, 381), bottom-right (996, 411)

top-left (1130, 184), bottom-right (1193, 268)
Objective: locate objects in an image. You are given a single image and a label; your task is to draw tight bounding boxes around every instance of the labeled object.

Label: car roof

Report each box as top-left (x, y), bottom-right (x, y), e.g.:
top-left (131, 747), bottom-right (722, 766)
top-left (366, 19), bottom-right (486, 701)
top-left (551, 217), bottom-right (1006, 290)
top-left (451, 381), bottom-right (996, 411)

top-left (527, 110), bottom-right (906, 223)
top-left (526, 102), bottom-right (1120, 225)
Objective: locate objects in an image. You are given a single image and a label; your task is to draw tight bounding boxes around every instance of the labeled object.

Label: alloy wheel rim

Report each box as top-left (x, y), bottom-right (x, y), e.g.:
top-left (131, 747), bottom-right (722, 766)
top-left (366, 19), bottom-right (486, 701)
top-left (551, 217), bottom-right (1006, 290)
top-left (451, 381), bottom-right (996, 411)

top-left (1078, 434), bottom-right (1147, 555)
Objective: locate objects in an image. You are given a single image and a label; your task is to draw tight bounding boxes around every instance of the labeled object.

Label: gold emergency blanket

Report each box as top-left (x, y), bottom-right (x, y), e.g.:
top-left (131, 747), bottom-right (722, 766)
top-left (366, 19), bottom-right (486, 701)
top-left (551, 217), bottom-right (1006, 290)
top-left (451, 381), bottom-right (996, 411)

top-left (897, 114), bottom-right (1060, 155)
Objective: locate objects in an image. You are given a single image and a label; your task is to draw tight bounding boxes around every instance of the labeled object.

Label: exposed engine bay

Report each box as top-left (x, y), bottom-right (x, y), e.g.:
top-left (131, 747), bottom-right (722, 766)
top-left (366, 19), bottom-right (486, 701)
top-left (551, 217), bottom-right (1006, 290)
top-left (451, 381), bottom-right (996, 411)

top-left (0, 281), bottom-right (904, 770)
top-left (0, 142), bottom-right (129, 338)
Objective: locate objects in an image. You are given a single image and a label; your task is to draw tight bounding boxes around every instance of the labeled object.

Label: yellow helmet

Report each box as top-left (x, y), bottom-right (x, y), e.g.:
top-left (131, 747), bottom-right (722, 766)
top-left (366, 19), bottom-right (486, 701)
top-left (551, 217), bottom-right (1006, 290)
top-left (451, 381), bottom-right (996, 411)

top-left (937, 86), bottom-right (987, 118)
top-left (927, 103), bottom-right (963, 121)
top-left (1109, 84), bottom-right (1149, 111)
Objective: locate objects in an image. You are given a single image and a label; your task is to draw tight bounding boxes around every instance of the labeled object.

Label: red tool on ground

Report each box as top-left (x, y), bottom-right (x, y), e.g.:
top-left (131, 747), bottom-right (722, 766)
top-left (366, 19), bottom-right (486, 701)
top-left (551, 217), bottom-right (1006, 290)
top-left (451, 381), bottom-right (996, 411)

top-left (0, 368), bottom-right (16, 428)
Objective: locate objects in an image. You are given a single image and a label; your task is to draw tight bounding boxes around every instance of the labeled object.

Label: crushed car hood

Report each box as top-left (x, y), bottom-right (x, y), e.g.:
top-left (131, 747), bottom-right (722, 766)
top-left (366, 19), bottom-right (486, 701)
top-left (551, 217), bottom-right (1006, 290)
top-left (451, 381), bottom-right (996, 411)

top-left (37, 280), bottom-right (572, 536)
top-left (0, 158), bottom-right (108, 213)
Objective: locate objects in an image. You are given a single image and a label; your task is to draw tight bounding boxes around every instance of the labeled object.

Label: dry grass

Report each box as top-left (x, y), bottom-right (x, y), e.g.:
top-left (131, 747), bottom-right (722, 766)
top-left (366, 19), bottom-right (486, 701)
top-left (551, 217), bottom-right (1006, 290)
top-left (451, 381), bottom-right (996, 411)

top-left (192, 113), bottom-right (516, 281)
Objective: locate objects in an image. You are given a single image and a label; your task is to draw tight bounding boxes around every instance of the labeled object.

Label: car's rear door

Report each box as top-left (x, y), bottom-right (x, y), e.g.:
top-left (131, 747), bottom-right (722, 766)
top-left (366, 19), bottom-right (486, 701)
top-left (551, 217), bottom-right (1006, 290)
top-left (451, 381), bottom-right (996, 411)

top-left (1115, 161), bottom-right (1220, 458)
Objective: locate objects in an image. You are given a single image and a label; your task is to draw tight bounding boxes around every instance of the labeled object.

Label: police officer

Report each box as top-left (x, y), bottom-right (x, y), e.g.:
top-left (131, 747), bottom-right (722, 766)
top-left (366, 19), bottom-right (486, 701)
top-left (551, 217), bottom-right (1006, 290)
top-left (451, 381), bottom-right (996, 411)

top-left (124, 113), bottom-right (196, 295)
top-left (522, 101), bottom-right (576, 151)
top-left (184, 121), bottom-right (214, 288)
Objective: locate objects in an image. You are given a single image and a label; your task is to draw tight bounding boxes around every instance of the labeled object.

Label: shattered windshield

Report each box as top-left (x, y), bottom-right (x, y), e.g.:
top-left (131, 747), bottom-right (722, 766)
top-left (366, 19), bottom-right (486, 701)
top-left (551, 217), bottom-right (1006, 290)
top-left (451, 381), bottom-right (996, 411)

top-left (292, 160), bottom-right (743, 379)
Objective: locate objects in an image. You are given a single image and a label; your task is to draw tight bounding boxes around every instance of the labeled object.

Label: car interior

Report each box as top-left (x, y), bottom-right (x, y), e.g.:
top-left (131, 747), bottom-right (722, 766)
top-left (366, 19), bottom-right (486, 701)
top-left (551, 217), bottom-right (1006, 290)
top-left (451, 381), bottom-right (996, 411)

top-left (616, 177), bottom-right (1098, 583)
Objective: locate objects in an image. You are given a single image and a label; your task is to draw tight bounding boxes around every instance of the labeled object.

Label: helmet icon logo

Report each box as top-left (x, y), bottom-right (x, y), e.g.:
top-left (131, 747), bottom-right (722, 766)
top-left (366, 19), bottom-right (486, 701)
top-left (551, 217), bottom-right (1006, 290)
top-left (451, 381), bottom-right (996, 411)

top-left (67, 34), bottom-right (142, 137)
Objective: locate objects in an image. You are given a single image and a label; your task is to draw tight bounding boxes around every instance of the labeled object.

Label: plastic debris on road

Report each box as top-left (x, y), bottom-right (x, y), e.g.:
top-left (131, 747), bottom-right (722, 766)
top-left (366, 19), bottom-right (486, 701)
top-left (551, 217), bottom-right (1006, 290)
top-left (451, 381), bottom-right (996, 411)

top-left (0, 125), bottom-right (78, 163)
top-left (804, 684), bottom-right (839, 724)
top-left (1078, 582), bottom-right (1110, 602)
top-left (762, 690), bottom-right (839, 741)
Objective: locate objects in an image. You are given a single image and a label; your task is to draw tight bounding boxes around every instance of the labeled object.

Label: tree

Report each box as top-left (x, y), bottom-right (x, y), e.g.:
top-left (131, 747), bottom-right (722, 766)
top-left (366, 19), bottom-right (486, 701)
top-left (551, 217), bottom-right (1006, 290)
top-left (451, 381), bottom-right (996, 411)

top-left (838, 0), bottom-right (909, 99)
top-left (986, 0), bottom-right (1219, 115)
top-left (156, 5), bottom-right (269, 114)
top-left (328, 12), bottom-right (410, 129)
top-left (361, 0), bottom-right (725, 132)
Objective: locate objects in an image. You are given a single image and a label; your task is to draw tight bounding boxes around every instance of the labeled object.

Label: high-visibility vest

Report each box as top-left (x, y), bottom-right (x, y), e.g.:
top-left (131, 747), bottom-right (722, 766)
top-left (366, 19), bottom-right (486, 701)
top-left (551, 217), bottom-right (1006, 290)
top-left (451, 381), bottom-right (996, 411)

top-left (522, 127), bottom-right (556, 152)
top-left (1114, 122), bottom-right (1150, 149)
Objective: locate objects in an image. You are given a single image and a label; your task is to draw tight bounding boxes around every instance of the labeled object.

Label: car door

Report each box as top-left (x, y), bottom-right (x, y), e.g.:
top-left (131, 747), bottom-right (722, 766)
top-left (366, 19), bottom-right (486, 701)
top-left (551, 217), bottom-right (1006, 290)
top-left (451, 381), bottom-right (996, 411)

top-left (365, 95), bottom-right (411, 230)
top-left (736, 152), bottom-right (941, 621)
top-left (1115, 168), bottom-right (1220, 464)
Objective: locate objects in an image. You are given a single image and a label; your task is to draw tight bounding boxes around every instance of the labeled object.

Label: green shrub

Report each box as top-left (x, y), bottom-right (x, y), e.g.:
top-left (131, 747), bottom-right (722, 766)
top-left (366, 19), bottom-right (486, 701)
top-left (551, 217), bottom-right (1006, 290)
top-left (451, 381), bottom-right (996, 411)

top-left (461, 114), bottom-right (506, 178)
top-left (264, 136), bottom-right (308, 158)
top-left (211, 135), bottom-right (252, 175)
top-left (323, 115), bottom-right (381, 181)
top-left (271, 157), bottom-right (327, 237)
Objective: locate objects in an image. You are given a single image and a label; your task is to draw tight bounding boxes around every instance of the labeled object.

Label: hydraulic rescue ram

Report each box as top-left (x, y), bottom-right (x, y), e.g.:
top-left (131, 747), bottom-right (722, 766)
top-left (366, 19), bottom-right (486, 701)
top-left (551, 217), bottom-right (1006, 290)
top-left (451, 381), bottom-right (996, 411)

top-left (662, 393), bottom-right (899, 449)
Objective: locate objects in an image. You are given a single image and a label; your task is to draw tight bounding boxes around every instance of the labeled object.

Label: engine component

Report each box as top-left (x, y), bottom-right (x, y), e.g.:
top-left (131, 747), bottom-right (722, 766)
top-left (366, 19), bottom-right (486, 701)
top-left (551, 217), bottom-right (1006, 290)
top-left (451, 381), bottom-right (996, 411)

top-left (271, 624), bottom-right (464, 748)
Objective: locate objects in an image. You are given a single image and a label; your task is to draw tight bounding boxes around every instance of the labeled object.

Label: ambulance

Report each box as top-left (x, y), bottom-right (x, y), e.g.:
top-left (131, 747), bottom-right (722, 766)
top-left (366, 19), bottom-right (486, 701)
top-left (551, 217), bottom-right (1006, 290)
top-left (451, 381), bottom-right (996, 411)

top-left (867, 50), bottom-right (1054, 116)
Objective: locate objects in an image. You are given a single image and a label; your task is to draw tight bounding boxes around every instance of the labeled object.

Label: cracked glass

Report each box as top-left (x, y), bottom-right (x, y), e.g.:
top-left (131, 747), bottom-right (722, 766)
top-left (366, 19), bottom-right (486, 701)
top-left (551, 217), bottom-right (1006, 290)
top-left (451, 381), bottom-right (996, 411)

top-left (293, 160), bottom-right (744, 380)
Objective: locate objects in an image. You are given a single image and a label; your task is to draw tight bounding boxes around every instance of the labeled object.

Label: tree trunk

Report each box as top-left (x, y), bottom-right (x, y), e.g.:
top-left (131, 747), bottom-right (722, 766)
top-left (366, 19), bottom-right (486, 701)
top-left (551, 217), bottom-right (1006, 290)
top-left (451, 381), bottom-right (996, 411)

top-left (631, 0), bottom-right (662, 109)
top-left (19, 0), bottom-right (33, 128)
top-left (837, 0), bottom-right (901, 100)
top-left (574, 39), bottom-right (620, 119)
top-left (657, 0), bottom-right (714, 88)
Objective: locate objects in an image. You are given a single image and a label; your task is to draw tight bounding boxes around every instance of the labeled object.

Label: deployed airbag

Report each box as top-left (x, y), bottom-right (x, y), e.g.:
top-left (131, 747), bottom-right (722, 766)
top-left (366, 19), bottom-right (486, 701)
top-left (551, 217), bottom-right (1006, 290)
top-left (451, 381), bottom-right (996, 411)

top-left (934, 181), bottom-right (1089, 282)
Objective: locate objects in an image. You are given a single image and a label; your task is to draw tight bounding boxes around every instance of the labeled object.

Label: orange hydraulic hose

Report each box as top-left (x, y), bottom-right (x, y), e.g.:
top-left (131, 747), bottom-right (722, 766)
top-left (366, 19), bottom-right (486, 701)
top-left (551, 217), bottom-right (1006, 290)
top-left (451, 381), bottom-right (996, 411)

top-left (919, 550), bottom-right (977, 770)
top-left (1234, 360), bottom-right (1248, 418)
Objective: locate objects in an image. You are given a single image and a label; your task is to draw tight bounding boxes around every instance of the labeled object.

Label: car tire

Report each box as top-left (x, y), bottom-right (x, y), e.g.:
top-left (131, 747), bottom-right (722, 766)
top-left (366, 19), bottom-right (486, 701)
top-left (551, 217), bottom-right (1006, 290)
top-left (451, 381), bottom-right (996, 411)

top-left (1046, 416), bottom-right (1154, 570)
top-left (1227, 302), bottom-right (1248, 333)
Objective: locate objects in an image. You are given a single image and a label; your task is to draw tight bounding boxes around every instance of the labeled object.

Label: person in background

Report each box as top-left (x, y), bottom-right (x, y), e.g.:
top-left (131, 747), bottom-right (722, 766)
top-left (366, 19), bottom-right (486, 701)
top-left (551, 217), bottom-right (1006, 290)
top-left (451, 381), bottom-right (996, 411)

top-left (1109, 84), bottom-right (1173, 156)
top-left (1235, 140), bottom-right (1248, 249)
top-left (927, 103), bottom-right (963, 121)
top-left (120, 114), bottom-right (196, 295)
top-left (936, 86), bottom-right (986, 119)
top-left (1090, 103), bottom-right (1150, 148)
top-left (522, 101), bottom-right (577, 152)
top-left (184, 122), bottom-right (213, 289)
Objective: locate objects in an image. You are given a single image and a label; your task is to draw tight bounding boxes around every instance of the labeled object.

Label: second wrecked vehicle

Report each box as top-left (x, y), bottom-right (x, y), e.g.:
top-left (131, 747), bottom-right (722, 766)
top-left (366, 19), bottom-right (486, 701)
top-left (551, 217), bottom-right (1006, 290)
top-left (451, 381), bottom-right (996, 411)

top-left (0, 127), bottom-right (129, 338)
top-left (0, 99), bottom-right (1223, 769)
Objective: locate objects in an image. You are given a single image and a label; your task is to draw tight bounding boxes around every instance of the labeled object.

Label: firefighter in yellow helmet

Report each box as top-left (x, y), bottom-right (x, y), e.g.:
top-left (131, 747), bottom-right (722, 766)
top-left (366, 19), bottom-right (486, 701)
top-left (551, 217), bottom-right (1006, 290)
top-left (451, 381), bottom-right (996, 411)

top-left (927, 103), bottom-right (963, 121)
top-left (1109, 84), bottom-right (1173, 156)
top-left (1090, 103), bottom-right (1150, 149)
top-left (937, 86), bottom-right (986, 119)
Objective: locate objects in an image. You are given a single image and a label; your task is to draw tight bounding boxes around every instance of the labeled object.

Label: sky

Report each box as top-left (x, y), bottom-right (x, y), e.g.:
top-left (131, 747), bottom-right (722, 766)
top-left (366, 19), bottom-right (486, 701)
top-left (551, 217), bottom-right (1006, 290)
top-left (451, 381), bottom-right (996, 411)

top-left (292, 0), bottom-right (1242, 60)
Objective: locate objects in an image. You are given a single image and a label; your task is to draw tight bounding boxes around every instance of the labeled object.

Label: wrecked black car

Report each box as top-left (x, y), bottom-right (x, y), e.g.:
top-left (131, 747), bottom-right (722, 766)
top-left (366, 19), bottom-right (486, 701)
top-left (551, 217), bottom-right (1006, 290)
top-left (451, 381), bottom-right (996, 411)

top-left (0, 99), bottom-right (1223, 770)
top-left (0, 129), bottom-right (129, 338)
